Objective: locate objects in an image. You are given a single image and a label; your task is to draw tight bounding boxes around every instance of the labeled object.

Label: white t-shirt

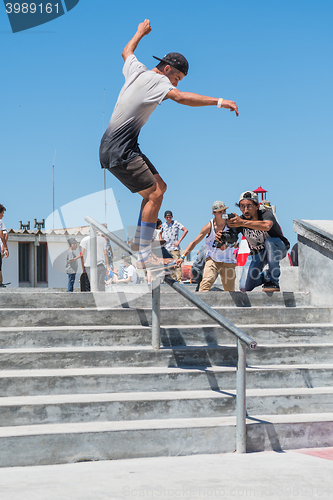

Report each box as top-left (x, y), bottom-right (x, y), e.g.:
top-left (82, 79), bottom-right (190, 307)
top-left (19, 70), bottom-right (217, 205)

top-left (0, 220), bottom-right (6, 253)
top-left (80, 235), bottom-right (107, 267)
top-left (161, 220), bottom-right (184, 251)
top-left (100, 54), bottom-right (175, 168)
top-left (127, 264), bottom-right (137, 284)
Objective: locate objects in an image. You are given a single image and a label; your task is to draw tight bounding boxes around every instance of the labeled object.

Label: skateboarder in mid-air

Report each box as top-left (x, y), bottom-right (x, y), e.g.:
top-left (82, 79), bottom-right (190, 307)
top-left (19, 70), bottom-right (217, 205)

top-left (99, 19), bottom-right (239, 269)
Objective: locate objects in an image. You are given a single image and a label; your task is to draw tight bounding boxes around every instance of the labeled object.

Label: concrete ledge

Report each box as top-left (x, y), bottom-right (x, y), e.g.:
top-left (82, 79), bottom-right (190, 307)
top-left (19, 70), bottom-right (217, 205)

top-left (293, 220), bottom-right (333, 253)
top-left (294, 219), bottom-right (333, 306)
top-left (247, 413), bottom-right (333, 452)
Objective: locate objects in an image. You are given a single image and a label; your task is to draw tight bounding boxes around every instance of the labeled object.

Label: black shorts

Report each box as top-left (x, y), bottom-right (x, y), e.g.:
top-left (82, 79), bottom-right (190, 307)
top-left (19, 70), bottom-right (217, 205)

top-left (107, 154), bottom-right (158, 194)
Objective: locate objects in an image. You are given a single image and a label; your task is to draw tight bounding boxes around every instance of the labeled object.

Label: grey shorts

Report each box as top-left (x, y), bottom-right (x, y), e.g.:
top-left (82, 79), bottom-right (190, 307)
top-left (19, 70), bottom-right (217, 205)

top-left (108, 154), bottom-right (158, 194)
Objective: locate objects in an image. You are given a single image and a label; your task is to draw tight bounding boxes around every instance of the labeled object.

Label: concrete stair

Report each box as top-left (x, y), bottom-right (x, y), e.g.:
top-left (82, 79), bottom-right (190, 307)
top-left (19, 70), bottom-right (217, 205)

top-left (0, 287), bottom-right (333, 467)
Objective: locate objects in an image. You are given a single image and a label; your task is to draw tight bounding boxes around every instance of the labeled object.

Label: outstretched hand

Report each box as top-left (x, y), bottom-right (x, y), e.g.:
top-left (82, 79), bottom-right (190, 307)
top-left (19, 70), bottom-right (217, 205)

top-left (221, 100), bottom-right (239, 116)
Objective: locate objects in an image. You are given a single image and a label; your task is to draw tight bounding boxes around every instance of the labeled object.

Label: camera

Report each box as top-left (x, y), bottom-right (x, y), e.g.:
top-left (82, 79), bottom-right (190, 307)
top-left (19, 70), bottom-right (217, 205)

top-left (212, 226), bottom-right (238, 248)
top-left (221, 213), bottom-right (236, 220)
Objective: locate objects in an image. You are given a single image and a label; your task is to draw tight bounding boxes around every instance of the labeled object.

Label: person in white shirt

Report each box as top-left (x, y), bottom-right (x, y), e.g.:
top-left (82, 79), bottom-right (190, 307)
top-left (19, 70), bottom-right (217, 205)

top-left (80, 233), bottom-right (110, 291)
top-left (114, 255), bottom-right (137, 284)
top-left (176, 201), bottom-right (238, 291)
top-left (99, 19), bottom-right (239, 270)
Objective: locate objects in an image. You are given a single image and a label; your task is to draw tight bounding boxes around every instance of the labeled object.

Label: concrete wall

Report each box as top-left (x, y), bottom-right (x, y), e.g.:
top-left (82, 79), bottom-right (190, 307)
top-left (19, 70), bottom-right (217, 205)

top-left (5, 235), bottom-right (83, 290)
top-left (293, 220), bottom-right (333, 306)
top-left (4, 242), bottom-right (19, 287)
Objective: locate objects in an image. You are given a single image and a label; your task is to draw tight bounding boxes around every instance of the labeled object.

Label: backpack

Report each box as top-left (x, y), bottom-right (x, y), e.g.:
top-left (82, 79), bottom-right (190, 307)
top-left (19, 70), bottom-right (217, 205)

top-left (80, 271), bottom-right (90, 292)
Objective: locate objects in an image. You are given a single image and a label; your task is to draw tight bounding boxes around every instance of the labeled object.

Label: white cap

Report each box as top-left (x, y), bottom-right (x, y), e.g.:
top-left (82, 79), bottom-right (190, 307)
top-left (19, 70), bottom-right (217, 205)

top-left (212, 201), bottom-right (228, 212)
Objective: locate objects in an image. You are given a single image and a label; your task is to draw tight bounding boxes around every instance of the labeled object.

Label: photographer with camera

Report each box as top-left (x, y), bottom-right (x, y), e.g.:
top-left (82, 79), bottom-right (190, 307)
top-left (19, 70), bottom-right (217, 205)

top-left (222, 191), bottom-right (290, 292)
top-left (176, 201), bottom-right (238, 291)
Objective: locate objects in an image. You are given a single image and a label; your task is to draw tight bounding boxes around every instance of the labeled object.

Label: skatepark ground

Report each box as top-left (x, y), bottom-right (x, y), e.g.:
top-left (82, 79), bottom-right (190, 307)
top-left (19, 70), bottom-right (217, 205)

top-left (0, 447), bottom-right (333, 499)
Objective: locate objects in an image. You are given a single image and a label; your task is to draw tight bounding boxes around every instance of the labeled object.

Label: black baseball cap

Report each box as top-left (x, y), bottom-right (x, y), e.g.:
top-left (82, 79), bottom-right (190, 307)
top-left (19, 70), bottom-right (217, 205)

top-left (164, 210), bottom-right (173, 217)
top-left (153, 52), bottom-right (189, 76)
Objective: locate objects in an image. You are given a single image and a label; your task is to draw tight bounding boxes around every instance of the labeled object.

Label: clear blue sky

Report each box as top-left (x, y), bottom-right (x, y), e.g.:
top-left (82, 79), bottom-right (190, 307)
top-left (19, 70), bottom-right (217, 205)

top-left (1, 0), bottom-right (333, 247)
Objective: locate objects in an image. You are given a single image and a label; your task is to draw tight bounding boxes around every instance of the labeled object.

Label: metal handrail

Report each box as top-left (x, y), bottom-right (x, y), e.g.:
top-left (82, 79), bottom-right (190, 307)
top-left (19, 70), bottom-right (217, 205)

top-left (164, 276), bottom-right (257, 349)
top-left (84, 215), bottom-right (258, 453)
top-left (162, 275), bottom-right (257, 453)
top-left (84, 216), bottom-right (135, 258)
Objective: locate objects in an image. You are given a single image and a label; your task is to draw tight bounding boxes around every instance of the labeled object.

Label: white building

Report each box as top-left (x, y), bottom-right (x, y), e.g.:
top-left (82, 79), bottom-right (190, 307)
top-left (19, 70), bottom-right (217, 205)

top-left (4, 226), bottom-right (90, 289)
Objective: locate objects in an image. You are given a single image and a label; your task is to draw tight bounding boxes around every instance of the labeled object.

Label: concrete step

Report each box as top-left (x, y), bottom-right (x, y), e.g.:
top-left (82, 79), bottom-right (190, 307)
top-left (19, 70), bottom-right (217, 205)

top-left (126, 291), bottom-right (311, 309)
top-left (0, 290), bottom-right (311, 309)
top-left (0, 413), bottom-right (332, 467)
top-left (0, 387), bottom-right (333, 428)
top-left (0, 306), bottom-right (331, 328)
top-left (1, 364), bottom-right (333, 397)
top-left (1, 323), bottom-right (333, 349)
top-left (2, 285), bottom-right (332, 467)
top-left (1, 344), bottom-right (333, 370)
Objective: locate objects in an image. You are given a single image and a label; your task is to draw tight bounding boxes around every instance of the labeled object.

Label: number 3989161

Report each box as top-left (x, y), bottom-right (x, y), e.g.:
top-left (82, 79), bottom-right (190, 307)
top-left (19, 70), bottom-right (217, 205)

top-left (5, 3), bottom-right (60, 14)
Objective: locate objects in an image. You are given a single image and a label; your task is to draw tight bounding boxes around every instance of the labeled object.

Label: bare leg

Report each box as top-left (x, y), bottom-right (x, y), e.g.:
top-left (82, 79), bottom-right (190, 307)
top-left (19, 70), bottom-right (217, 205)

top-left (138, 174), bottom-right (167, 223)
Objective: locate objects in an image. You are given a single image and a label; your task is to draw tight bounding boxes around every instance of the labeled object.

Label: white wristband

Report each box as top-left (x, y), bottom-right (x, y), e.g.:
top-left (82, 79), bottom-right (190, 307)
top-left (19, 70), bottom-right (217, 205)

top-left (217, 98), bottom-right (224, 108)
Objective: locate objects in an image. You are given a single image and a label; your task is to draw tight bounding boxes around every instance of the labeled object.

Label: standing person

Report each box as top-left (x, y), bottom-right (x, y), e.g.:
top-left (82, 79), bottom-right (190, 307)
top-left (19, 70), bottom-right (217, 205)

top-left (65, 238), bottom-right (80, 292)
top-left (80, 233), bottom-right (110, 291)
top-left (176, 202), bottom-right (238, 291)
top-left (191, 245), bottom-right (207, 292)
top-left (225, 191), bottom-right (290, 292)
top-left (162, 210), bottom-right (188, 282)
top-left (0, 204), bottom-right (9, 287)
top-left (99, 19), bottom-right (239, 270)
top-left (152, 218), bottom-right (173, 261)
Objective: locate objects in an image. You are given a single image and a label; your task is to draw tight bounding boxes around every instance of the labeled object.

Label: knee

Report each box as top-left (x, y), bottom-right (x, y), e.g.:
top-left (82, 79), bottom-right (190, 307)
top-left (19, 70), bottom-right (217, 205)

top-left (154, 176), bottom-right (167, 195)
top-left (149, 182), bottom-right (167, 205)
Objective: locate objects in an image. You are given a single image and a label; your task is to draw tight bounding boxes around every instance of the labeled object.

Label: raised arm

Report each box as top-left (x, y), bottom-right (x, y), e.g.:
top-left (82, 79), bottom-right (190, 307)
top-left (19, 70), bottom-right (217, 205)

top-left (227, 213), bottom-right (273, 231)
top-left (166, 89), bottom-right (239, 116)
top-left (122, 19), bottom-right (152, 61)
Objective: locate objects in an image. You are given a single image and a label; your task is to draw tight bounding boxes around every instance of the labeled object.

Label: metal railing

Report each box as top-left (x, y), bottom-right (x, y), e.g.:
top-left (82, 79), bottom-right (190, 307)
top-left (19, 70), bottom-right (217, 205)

top-left (84, 216), bottom-right (134, 292)
top-left (84, 215), bottom-right (258, 453)
top-left (161, 275), bottom-right (257, 454)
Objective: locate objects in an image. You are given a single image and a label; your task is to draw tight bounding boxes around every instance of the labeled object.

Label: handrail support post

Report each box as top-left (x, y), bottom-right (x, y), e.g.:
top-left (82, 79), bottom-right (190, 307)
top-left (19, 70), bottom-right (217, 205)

top-left (151, 276), bottom-right (161, 349)
top-left (236, 338), bottom-right (247, 453)
top-left (89, 223), bottom-right (98, 292)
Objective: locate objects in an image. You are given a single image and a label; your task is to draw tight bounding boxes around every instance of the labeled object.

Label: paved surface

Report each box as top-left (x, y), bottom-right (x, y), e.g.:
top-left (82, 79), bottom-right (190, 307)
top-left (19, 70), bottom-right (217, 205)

top-left (0, 448), bottom-right (333, 499)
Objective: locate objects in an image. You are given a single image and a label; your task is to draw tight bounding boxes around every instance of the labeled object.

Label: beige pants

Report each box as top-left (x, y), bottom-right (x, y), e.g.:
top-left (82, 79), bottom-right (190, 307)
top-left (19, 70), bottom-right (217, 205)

top-left (169, 249), bottom-right (182, 281)
top-left (199, 257), bottom-right (236, 292)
